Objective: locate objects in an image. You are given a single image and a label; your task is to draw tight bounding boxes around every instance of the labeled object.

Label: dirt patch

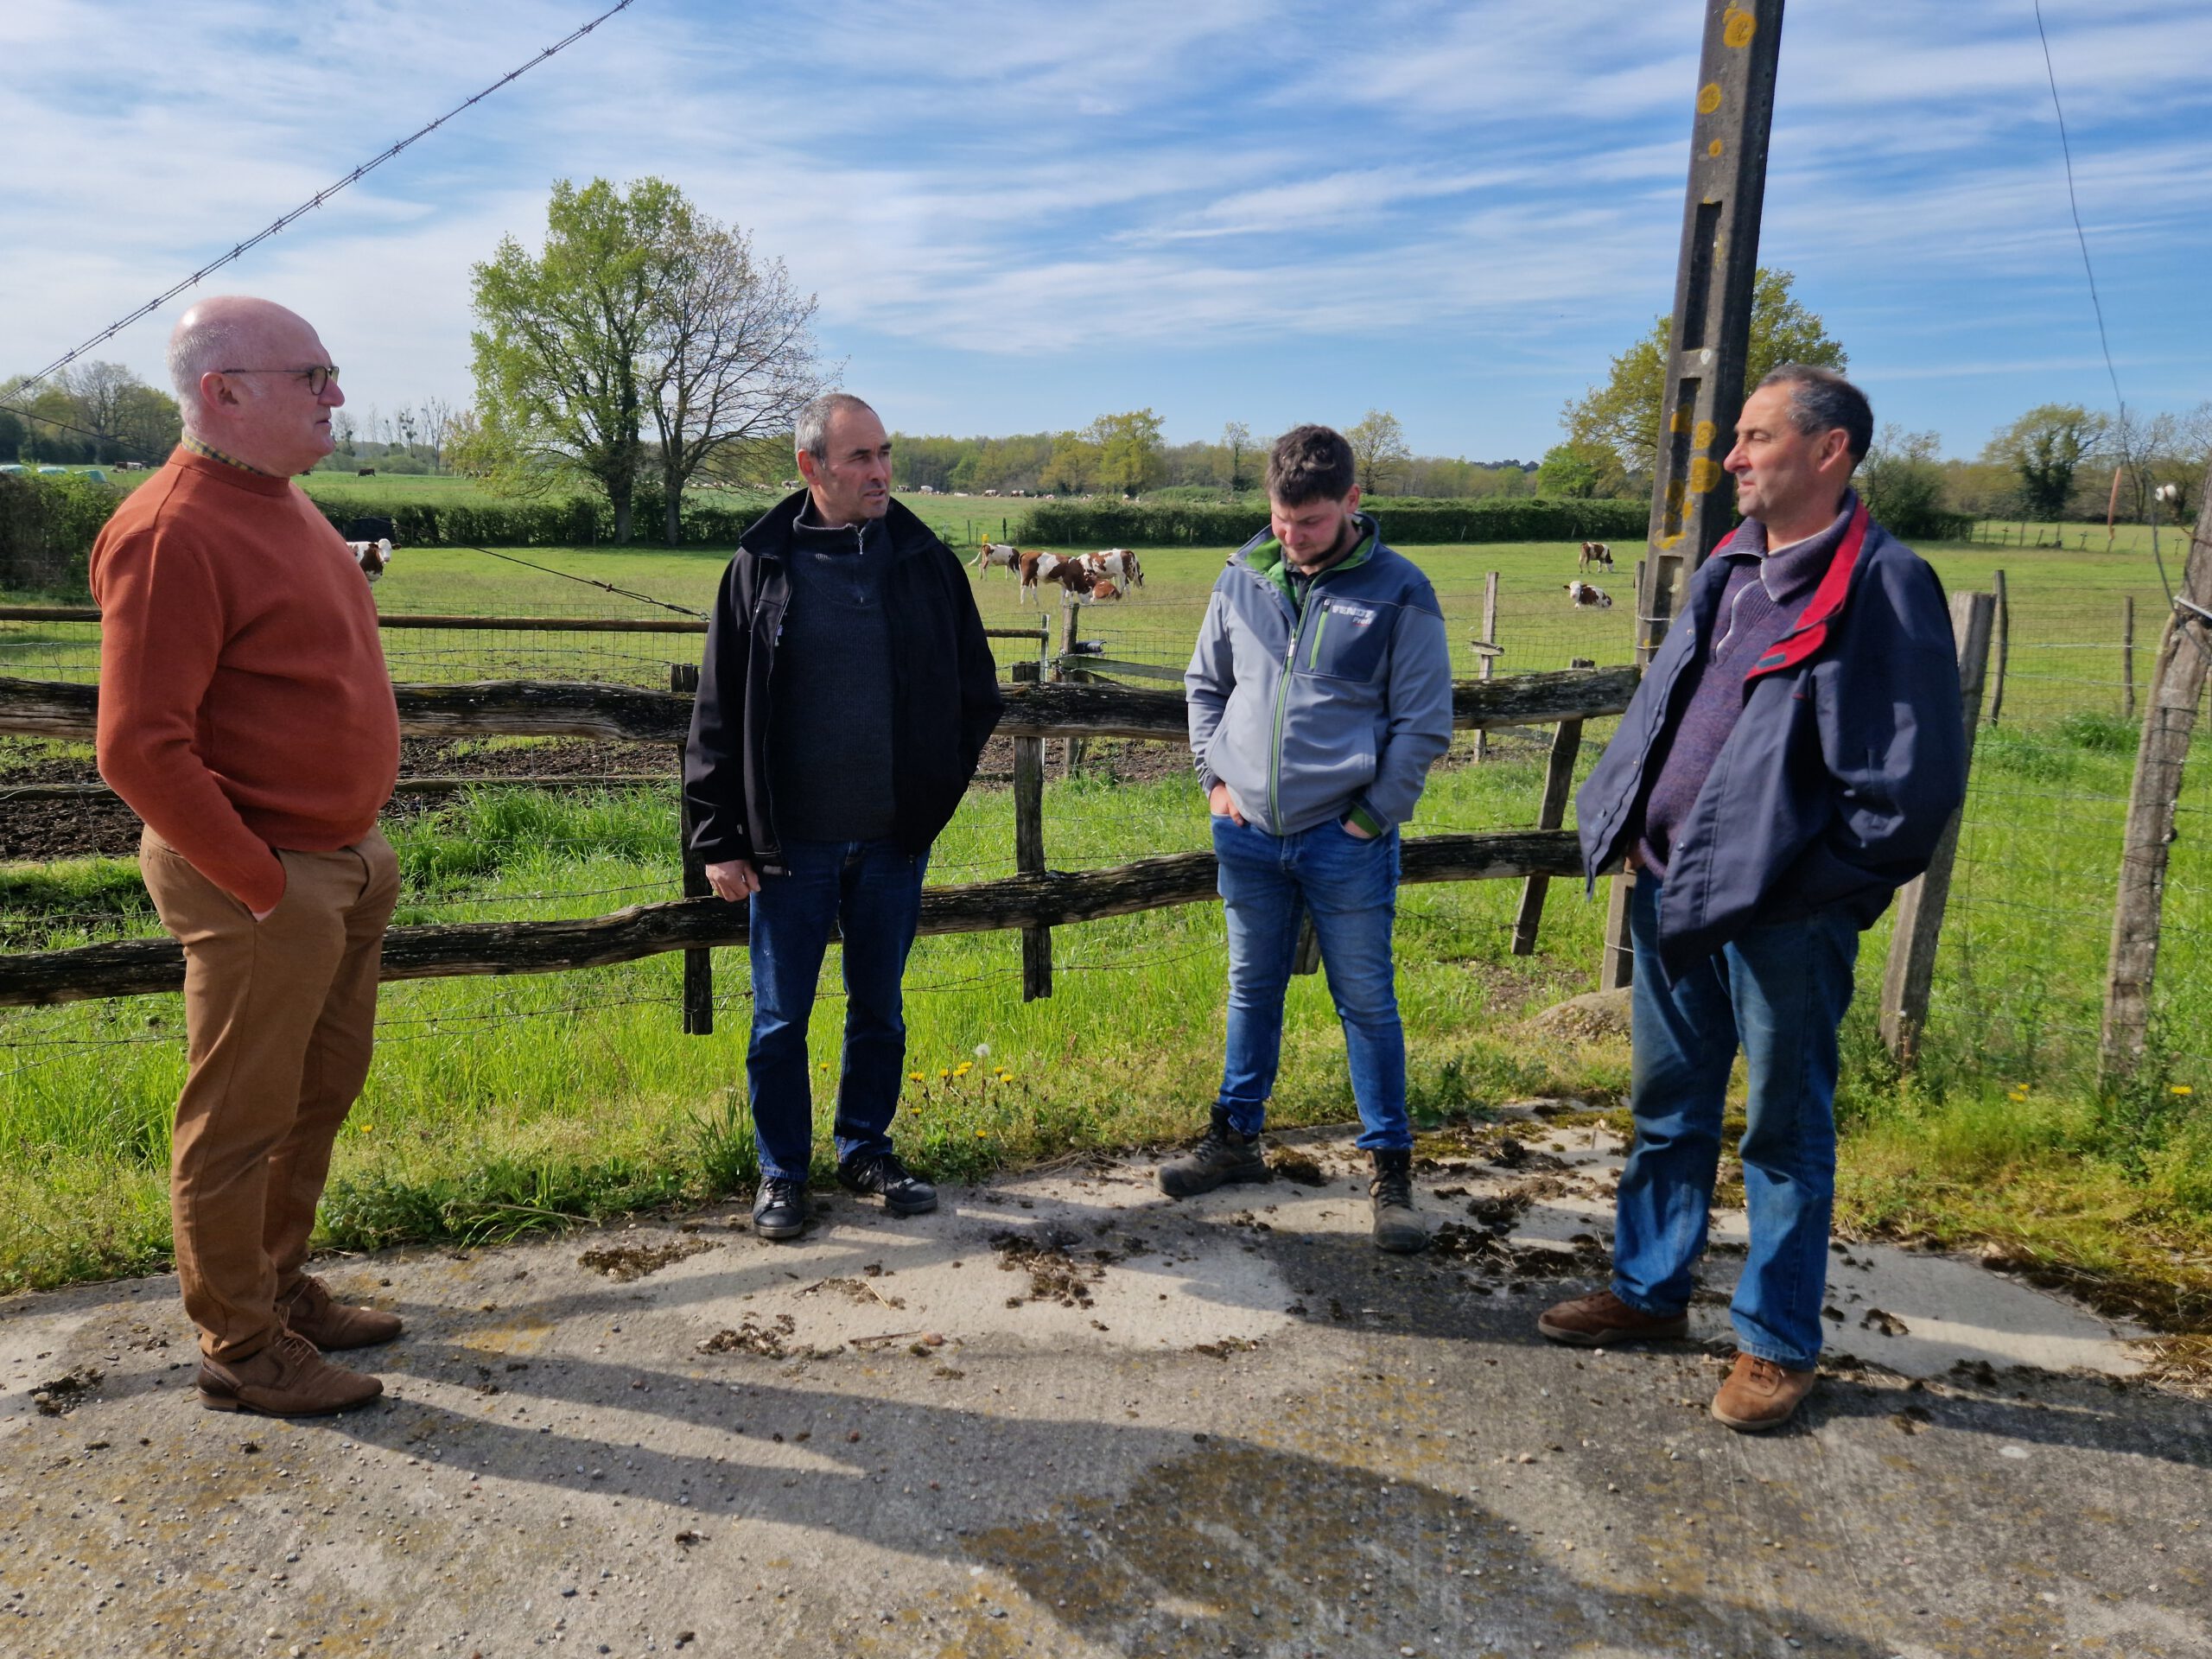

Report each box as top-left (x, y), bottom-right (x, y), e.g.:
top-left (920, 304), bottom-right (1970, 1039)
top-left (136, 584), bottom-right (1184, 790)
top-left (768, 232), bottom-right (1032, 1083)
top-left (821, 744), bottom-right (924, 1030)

top-left (990, 1225), bottom-right (1105, 1308)
top-left (31, 1365), bottom-right (103, 1416)
top-left (697, 1314), bottom-right (798, 1358)
top-left (803, 1274), bottom-right (906, 1311)
top-left (1430, 1224), bottom-right (1611, 1278)
top-left (577, 1237), bottom-right (719, 1281)
top-left (1269, 1148), bottom-right (1329, 1186)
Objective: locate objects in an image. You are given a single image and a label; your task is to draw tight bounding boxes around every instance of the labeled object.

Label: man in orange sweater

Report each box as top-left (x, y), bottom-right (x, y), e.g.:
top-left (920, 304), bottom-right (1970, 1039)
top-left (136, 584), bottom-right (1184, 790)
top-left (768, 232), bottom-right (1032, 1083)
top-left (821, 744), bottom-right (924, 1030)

top-left (91, 296), bottom-right (402, 1416)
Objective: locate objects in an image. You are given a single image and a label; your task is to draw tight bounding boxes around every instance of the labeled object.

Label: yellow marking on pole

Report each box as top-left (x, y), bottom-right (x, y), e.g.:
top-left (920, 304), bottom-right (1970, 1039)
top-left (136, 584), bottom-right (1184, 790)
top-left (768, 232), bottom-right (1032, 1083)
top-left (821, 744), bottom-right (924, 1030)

top-left (1694, 420), bottom-right (1717, 450)
top-left (1688, 458), bottom-right (1723, 494)
top-left (1723, 7), bottom-right (1757, 48)
top-left (1708, 139), bottom-right (1725, 157)
top-left (1697, 82), bottom-right (1723, 114)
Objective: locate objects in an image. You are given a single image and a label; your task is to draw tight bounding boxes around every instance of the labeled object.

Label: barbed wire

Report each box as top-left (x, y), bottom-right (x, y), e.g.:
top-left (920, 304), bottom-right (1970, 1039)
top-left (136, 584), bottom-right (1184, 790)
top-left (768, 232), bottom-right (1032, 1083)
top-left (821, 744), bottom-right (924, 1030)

top-left (11, 0), bottom-right (643, 397)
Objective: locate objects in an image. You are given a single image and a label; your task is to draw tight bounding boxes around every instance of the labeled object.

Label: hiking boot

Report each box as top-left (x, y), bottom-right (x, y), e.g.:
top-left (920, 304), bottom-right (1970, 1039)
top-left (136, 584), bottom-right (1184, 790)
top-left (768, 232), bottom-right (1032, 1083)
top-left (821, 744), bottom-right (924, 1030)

top-left (1157, 1109), bottom-right (1271, 1199)
top-left (837, 1150), bottom-right (938, 1217)
top-left (196, 1330), bottom-right (383, 1417)
top-left (752, 1178), bottom-right (809, 1241)
top-left (279, 1274), bottom-right (402, 1351)
top-left (1537, 1288), bottom-right (1689, 1348)
top-left (1370, 1149), bottom-right (1427, 1254)
top-left (1710, 1351), bottom-right (1817, 1433)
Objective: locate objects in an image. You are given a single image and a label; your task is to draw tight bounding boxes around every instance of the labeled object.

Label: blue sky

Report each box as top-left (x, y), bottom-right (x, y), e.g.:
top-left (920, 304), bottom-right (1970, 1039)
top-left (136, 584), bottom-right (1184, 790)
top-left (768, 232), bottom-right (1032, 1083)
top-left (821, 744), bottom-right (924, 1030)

top-left (3, 0), bottom-right (2204, 461)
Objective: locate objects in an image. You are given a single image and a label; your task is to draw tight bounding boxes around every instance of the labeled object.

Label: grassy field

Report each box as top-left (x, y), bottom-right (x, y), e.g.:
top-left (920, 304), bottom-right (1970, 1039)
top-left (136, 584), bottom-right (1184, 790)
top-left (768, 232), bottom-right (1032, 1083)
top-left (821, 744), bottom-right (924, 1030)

top-left (3, 520), bottom-right (2208, 1336)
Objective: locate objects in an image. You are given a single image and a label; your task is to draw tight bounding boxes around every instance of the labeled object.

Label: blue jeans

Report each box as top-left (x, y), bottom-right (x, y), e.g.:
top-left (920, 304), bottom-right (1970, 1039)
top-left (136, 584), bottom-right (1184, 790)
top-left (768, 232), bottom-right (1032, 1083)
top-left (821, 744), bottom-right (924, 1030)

top-left (1211, 815), bottom-right (1410, 1151)
top-left (1611, 874), bottom-right (1861, 1369)
top-left (747, 838), bottom-right (927, 1185)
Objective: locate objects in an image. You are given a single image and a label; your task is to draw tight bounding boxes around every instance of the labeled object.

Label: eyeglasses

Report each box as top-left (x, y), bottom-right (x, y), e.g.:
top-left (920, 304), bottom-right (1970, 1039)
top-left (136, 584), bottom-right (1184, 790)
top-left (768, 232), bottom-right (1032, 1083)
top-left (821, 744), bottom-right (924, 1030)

top-left (217, 365), bottom-right (342, 396)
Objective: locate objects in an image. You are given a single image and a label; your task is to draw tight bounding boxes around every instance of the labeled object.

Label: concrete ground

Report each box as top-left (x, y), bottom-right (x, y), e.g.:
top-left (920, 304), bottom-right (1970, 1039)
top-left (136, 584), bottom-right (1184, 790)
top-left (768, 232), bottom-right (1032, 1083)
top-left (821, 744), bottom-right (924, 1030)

top-left (3, 1106), bottom-right (2206, 1658)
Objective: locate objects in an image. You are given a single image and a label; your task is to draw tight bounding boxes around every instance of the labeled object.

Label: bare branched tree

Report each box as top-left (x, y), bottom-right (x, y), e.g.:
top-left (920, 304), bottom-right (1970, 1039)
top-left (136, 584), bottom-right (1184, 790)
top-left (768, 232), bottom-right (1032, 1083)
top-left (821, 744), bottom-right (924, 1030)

top-left (646, 218), bottom-right (829, 543)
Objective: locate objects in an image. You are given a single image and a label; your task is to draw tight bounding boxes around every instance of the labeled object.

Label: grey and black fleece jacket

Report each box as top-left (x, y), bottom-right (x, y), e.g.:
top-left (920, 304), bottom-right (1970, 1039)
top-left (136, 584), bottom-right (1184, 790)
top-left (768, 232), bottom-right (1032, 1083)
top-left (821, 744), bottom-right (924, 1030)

top-left (1185, 516), bottom-right (1454, 836)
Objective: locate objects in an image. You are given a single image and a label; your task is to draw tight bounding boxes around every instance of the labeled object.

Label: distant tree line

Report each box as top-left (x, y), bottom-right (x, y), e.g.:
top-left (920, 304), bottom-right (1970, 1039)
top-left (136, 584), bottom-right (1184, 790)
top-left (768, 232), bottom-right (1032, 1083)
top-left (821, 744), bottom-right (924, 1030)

top-left (0, 362), bottom-right (181, 467)
top-left (891, 409), bottom-right (1541, 501)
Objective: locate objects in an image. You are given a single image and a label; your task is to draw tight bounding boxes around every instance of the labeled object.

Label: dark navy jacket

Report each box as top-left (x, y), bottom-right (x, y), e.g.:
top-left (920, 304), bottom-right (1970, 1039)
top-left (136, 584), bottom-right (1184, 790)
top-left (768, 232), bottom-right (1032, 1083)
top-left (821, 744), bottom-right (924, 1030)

top-left (1577, 499), bottom-right (1966, 976)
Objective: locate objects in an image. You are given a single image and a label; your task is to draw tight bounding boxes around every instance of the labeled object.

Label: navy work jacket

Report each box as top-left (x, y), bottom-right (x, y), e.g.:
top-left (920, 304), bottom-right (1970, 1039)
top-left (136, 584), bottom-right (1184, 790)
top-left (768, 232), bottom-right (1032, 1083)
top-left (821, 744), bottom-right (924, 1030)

top-left (1577, 500), bottom-right (1967, 976)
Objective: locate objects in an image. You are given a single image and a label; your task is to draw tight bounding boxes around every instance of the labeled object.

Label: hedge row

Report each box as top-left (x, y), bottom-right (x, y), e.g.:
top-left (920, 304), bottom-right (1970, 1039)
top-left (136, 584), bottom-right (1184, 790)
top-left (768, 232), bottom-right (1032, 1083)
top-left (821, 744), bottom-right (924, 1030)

top-left (0, 472), bottom-right (127, 597)
top-left (308, 493), bottom-right (780, 549)
top-left (1017, 496), bottom-right (1651, 547)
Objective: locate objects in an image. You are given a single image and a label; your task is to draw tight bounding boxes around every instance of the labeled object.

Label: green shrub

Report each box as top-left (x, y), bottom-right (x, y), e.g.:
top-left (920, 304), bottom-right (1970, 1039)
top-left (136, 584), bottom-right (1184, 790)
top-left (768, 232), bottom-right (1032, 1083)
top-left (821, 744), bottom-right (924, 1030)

top-left (309, 493), bottom-right (777, 549)
top-left (0, 471), bottom-right (125, 596)
top-left (2057, 709), bottom-right (2137, 753)
top-left (1019, 496), bottom-right (1649, 547)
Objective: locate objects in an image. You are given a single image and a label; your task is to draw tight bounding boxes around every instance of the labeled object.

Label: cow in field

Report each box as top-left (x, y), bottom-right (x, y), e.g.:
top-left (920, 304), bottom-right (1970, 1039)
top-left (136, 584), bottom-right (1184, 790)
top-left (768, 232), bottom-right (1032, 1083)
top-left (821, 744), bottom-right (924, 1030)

top-left (1579, 541), bottom-right (1614, 572)
top-left (1084, 548), bottom-right (1144, 588)
top-left (974, 539), bottom-right (1022, 579)
top-left (1017, 550), bottom-right (1066, 604)
top-left (1564, 580), bottom-right (1612, 609)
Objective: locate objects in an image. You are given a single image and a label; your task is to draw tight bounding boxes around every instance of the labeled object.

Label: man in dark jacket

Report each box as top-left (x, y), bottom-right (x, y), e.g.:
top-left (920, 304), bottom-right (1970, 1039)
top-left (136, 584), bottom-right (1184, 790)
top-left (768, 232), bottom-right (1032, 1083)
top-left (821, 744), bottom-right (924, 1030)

top-left (683, 392), bottom-right (1002, 1242)
top-left (1538, 365), bottom-right (1966, 1432)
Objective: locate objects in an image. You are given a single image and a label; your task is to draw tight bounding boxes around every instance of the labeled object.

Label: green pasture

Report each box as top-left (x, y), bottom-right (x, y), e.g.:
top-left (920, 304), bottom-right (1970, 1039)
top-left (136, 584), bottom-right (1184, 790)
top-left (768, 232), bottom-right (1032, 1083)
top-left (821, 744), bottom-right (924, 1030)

top-left (3, 519), bottom-right (2209, 1325)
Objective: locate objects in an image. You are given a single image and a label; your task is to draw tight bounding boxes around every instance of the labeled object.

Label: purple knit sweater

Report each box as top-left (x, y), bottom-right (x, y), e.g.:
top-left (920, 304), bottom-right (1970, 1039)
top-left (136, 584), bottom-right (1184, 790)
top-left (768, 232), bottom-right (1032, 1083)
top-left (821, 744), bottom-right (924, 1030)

top-left (1635, 493), bottom-right (1856, 877)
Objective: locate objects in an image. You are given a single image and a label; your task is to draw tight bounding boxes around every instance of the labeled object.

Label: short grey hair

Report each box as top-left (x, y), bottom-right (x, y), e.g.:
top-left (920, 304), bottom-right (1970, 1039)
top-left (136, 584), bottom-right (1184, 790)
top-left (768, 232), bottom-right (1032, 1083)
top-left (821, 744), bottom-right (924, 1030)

top-left (167, 312), bottom-right (246, 426)
top-left (1757, 363), bottom-right (1872, 467)
top-left (794, 392), bottom-right (876, 461)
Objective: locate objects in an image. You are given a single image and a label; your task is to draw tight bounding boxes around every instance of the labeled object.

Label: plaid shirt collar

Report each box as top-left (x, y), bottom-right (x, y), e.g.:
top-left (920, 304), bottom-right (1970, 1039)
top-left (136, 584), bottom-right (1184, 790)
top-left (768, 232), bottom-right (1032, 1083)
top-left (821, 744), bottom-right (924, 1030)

top-left (181, 434), bottom-right (275, 477)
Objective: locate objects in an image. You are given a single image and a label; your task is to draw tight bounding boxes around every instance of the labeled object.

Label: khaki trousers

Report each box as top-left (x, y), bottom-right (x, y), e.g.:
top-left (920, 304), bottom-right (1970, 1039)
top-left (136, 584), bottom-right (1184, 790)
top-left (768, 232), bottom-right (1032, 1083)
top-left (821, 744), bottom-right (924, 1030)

top-left (141, 827), bottom-right (400, 1363)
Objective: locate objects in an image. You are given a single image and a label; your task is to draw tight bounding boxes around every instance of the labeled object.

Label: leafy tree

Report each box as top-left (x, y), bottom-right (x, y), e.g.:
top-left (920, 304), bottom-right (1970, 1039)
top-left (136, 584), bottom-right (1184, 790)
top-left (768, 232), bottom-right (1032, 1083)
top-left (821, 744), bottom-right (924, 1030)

top-left (470, 176), bottom-right (695, 543)
top-left (1561, 268), bottom-right (1847, 479)
top-left (2142, 402), bottom-right (2212, 520)
top-left (1085, 410), bottom-right (1166, 498)
top-left (1222, 421), bottom-right (1255, 493)
top-left (1345, 409), bottom-right (1410, 495)
top-left (1859, 425), bottom-right (1952, 537)
top-left (1045, 431), bottom-right (1098, 495)
top-left (645, 215), bottom-right (827, 543)
top-left (1535, 439), bottom-right (1625, 499)
top-left (1983, 404), bottom-right (2107, 521)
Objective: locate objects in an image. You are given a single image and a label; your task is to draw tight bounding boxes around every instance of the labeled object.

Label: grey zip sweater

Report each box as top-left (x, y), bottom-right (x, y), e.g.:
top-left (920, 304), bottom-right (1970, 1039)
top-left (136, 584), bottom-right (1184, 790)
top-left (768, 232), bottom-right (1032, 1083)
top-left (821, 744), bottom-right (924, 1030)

top-left (1185, 515), bottom-right (1454, 836)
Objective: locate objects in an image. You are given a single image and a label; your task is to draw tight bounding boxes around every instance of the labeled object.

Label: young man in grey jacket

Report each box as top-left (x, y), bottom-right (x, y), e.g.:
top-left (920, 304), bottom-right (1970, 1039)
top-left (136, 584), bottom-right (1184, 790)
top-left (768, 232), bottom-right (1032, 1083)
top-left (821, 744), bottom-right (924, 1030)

top-left (1164, 424), bottom-right (1455, 1249)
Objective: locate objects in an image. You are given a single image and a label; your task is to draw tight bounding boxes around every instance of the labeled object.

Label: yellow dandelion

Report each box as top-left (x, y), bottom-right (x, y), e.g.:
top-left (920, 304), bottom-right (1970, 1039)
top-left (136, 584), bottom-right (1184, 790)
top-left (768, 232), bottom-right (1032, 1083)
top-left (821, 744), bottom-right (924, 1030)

top-left (939, 1069), bottom-right (951, 1080)
top-left (2173, 1084), bottom-right (2195, 1096)
top-left (954, 1063), bottom-right (973, 1077)
top-left (975, 1128), bottom-right (988, 1139)
top-left (909, 1071), bottom-right (925, 1083)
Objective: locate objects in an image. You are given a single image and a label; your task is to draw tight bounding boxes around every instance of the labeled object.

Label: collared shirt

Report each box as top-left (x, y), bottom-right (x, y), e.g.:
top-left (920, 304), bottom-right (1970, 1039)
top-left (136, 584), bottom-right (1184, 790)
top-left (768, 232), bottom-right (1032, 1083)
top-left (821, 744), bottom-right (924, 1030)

top-left (181, 435), bottom-right (274, 477)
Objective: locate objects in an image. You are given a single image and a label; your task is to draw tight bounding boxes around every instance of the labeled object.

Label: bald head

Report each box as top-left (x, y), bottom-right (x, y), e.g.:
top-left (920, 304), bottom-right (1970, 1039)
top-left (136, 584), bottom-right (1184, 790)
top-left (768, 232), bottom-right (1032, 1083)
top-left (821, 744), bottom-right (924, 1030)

top-left (168, 296), bottom-right (343, 474)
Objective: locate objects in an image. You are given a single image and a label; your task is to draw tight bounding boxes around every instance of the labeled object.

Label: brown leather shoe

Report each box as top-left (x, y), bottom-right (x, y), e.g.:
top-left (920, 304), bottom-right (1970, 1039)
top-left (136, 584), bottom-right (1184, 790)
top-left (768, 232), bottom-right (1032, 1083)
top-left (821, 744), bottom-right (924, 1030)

top-left (279, 1275), bottom-right (403, 1350)
top-left (1537, 1288), bottom-right (1689, 1347)
top-left (1710, 1351), bottom-right (1817, 1432)
top-left (197, 1330), bottom-right (383, 1416)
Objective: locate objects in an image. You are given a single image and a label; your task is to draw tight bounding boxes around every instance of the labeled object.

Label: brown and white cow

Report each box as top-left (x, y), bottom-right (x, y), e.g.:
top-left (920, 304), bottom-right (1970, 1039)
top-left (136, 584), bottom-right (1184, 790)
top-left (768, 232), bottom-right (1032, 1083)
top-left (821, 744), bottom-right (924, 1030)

top-left (974, 538), bottom-right (1022, 578)
top-left (1564, 580), bottom-right (1613, 609)
top-left (1084, 548), bottom-right (1144, 588)
top-left (1579, 541), bottom-right (1614, 572)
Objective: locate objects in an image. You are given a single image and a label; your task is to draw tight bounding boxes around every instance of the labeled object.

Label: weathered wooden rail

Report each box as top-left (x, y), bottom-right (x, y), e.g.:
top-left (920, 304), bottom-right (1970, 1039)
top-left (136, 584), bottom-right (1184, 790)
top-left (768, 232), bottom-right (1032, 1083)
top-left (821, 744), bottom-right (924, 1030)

top-left (0, 663), bottom-right (1633, 1015)
top-left (0, 832), bottom-right (1580, 1008)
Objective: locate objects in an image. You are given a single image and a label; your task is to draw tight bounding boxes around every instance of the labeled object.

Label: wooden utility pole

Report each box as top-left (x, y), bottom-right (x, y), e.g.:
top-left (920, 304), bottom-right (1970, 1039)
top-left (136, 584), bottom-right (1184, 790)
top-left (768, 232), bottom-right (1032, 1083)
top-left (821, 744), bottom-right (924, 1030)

top-left (1600, 0), bottom-right (1786, 991)
top-left (1878, 591), bottom-right (1997, 1065)
top-left (2099, 466), bottom-right (2212, 1084)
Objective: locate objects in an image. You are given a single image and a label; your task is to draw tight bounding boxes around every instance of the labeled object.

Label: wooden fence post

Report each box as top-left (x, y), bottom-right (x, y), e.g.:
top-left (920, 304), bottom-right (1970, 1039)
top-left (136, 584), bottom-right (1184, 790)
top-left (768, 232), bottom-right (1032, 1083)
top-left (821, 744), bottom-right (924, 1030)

top-left (1473, 571), bottom-right (1500, 764)
top-left (670, 662), bottom-right (714, 1035)
top-left (1597, 560), bottom-right (1646, 991)
top-left (1058, 589), bottom-right (1086, 775)
top-left (2121, 595), bottom-right (2136, 720)
top-left (1986, 569), bottom-right (2008, 726)
top-left (1009, 660), bottom-right (1052, 1001)
top-left (1878, 591), bottom-right (1998, 1066)
top-left (2099, 468), bottom-right (2212, 1084)
top-left (1511, 658), bottom-right (1594, 956)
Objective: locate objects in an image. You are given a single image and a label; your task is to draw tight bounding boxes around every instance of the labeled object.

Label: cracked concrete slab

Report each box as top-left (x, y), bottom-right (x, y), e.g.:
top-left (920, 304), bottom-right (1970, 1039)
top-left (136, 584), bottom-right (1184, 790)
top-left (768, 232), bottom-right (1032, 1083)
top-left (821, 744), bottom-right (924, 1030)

top-left (1, 1108), bottom-right (2203, 1657)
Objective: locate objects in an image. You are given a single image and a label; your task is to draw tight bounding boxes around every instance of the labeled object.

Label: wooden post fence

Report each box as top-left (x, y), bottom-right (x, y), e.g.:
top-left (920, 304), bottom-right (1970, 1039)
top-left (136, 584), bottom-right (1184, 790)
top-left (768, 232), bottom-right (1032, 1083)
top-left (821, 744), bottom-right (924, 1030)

top-left (1511, 658), bottom-right (1595, 956)
top-left (1057, 590), bottom-right (1086, 775)
top-left (670, 663), bottom-right (713, 1035)
top-left (1986, 569), bottom-right (2009, 727)
top-left (1472, 570), bottom-right (1501, 764)
top-left (2121, 594), bottom-right (2136, 720)
top-left (2098, 465), bottom-right (2212, 1084)
top-left (1009, 661), bottom-right (1051, 1001)
top-left (1877, 590), bottom-right (1999, 1066)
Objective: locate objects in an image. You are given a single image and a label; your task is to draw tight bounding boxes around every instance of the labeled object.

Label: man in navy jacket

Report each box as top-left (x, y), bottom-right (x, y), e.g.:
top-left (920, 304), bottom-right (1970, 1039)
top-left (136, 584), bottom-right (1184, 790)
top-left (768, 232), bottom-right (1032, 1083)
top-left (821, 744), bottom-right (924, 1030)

top-left (1539, 365), bottom-right (1966, 1432)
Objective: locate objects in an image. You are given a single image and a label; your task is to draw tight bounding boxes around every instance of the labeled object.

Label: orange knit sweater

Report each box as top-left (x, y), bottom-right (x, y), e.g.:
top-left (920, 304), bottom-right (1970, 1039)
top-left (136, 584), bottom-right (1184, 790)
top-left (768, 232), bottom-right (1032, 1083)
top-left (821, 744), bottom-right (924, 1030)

top-left (90, 448), bottom-right (399, 913)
